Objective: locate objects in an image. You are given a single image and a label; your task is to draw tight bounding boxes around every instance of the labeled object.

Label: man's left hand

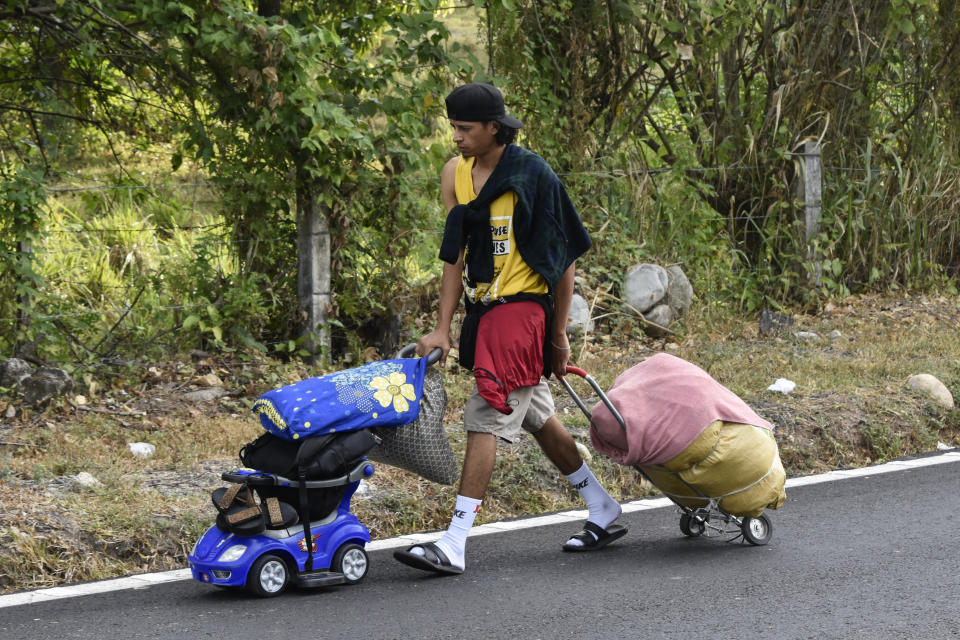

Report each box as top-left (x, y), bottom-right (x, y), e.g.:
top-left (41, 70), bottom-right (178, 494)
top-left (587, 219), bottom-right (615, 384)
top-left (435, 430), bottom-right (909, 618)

top-left (550, 335), bottom-right (571, 378)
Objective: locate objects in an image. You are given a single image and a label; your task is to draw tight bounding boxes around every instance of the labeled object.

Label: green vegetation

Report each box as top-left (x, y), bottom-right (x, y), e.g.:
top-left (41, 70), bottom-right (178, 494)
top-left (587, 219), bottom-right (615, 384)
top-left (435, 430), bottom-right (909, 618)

top-left (489, 0), bottom-right (960, 308)
top-left (1, 1), bottom-right (957, 367)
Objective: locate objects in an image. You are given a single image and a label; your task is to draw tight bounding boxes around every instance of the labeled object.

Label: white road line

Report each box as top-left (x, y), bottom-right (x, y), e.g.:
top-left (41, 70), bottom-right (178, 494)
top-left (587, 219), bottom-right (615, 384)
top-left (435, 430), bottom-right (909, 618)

top-left (2, 450), bottom-right (958, 609)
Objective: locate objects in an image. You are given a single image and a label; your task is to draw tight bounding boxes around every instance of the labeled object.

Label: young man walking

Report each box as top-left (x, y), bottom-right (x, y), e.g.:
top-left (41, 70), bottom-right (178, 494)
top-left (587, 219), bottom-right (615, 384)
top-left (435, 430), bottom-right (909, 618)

top-left (394, 82), bottom-right (626, 575)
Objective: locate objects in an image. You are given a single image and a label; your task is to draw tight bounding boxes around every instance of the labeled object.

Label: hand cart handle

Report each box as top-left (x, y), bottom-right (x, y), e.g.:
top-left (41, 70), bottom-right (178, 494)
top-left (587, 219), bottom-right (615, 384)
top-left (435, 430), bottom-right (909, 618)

top-left (398, 343), bottom-right (443, 366)
top-left (559, 366), bottom-right (627, 432)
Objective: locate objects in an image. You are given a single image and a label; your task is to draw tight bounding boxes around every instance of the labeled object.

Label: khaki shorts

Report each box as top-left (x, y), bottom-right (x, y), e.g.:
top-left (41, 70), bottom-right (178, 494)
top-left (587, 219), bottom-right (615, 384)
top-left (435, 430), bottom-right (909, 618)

top-left (463, 379), bottom-right (555, 443)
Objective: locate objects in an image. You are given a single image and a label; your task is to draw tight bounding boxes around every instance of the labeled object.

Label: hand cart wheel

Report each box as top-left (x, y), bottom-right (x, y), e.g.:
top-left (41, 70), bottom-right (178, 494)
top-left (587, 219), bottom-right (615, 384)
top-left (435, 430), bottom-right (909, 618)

top-left (740, 514), bottom-right (773, 545)
top-left (679, 512), bottom-right (706, 537)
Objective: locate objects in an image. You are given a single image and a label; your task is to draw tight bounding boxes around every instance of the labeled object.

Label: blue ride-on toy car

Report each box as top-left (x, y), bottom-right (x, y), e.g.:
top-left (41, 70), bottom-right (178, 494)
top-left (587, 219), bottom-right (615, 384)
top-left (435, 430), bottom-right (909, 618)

top-left (189, 346), bottom-right (442, 597)
top-left (189, 458), bottom-right (375, 597)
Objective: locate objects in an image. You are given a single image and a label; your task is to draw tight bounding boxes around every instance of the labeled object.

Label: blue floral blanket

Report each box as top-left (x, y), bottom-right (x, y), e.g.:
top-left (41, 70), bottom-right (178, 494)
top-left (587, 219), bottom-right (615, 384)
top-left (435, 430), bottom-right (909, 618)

top-left (252, 356), bottom-right (431, 441)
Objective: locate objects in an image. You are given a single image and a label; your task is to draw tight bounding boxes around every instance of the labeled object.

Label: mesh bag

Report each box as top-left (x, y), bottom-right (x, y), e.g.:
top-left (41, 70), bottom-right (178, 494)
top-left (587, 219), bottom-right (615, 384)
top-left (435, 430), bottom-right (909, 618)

top-left (367, 367), bottom-right (458, 484)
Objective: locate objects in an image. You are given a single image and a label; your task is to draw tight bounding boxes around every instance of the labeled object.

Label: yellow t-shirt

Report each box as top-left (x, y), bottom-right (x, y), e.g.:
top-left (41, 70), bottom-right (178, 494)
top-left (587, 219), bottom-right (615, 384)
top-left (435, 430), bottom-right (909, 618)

top-left (455, 156), bottom-right (548, 304)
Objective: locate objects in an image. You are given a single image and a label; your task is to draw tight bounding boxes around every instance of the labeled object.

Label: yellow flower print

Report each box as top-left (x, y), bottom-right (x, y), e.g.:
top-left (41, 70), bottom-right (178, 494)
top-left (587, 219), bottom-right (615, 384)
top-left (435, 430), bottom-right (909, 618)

top-left (370, 371), bottom-right (416, 413)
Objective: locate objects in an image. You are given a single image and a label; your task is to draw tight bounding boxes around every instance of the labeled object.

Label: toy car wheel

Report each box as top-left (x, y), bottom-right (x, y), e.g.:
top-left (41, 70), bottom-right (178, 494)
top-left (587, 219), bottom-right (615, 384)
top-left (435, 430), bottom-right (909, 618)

top-left (245, 553), bottom-right (290, 597)
top-left (679, 513), bottom-right (705, 537)
top-left (741, 515), bottom-right (773, 546)
top-left (332, 543), bottom-right (368, 584)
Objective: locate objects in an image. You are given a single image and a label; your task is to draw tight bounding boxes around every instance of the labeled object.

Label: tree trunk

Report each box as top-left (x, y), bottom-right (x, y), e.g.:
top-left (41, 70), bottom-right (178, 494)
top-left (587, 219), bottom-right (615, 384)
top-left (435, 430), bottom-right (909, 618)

top-left (296, 180), bottom-right (332, 365)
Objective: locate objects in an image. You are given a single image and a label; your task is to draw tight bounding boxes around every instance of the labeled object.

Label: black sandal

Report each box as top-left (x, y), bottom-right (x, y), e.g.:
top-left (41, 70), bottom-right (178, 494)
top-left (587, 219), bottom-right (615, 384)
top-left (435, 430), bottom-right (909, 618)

top-left (393, 542), bottom-right (464, 575)
top-left (562, 521), bottom-right (627, 552)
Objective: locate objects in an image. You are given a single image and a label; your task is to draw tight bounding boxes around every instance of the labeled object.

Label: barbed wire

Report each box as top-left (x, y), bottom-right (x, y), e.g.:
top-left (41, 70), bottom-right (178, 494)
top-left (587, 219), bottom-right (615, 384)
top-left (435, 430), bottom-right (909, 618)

top-left (46, 182), bottom-right (218, 193)
top-left (37, 161), bottom-right (893, 196)
top-left (0, 302), bottom-right (207, 324)
top-left (45, 221), bottom-right (229, 234)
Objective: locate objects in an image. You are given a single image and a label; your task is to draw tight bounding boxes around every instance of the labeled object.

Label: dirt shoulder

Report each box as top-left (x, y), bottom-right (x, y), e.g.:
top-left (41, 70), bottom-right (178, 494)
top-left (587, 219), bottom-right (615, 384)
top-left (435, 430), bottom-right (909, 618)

top-left (1, 293), bottom-right (958, 593)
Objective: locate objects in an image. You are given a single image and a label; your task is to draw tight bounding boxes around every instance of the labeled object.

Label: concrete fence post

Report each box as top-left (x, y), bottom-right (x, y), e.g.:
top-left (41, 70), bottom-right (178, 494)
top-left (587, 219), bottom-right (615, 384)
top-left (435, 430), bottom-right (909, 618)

top-left (795, 141), bottom-right (823, 284)
top-left (297, 193), bottom-right (331, 365)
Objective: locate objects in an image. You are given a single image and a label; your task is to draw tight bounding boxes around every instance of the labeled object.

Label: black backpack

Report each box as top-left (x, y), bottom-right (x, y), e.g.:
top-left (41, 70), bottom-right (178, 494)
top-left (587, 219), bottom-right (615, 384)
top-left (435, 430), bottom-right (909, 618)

top-left (239, 429), bottom-right (378, 480)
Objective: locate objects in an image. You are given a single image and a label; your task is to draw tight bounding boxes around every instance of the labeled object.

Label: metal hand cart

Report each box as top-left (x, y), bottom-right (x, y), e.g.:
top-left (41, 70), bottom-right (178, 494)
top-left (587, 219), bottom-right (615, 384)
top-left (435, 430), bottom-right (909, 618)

top-left (560, 366), bottom-right (774, 545)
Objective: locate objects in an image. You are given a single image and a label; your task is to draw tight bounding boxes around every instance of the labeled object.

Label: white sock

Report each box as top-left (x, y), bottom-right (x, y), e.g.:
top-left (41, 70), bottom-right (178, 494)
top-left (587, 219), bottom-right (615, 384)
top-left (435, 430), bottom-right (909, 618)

top-left (409, 495), bottom-right (481, 569)
top-left (564, 462), bottom-right (621, 547)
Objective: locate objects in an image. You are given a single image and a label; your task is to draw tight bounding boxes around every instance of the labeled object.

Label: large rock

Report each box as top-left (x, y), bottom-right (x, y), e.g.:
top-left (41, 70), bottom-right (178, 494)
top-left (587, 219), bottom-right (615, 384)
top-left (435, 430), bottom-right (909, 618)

top-left (642, 304), bottom-right (676, 337)
top-left (0, 358), bottom-right (34, 389)
top-left (625, 263), bottom-right (694, 336)
top-left (567, 293), bottom-right (594, 335)
top-left (21, 367), bottom-right (74, 407)
top-left (907, 374), bottom-right (955, 409)
top-left (624, 264), bottom-right (668, 313)
top-left (665, 265), bottom-right (693, 315)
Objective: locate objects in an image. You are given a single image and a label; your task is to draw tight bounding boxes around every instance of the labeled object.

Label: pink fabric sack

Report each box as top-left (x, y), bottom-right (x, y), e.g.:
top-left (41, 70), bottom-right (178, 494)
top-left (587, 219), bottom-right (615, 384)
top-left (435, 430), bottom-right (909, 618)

top-left (589, 353), bottom-right (771, 466)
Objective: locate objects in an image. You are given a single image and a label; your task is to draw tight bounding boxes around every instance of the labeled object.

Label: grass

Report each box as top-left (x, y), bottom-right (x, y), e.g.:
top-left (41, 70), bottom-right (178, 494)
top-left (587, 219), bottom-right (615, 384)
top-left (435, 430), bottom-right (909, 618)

top-left (1, 291), bottom-right (958, 594)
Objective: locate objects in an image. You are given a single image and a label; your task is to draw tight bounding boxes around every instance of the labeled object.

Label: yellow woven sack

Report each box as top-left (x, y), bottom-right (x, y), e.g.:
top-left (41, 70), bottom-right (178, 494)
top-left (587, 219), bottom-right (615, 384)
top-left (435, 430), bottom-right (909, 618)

top-left (639, 421), bottom-right (786, 517)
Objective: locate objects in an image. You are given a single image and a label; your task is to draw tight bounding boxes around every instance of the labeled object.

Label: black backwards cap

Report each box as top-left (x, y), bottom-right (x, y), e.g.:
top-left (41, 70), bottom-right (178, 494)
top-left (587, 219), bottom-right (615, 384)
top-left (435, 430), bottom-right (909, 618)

top-left (445, 82), bottom-right (523, 128)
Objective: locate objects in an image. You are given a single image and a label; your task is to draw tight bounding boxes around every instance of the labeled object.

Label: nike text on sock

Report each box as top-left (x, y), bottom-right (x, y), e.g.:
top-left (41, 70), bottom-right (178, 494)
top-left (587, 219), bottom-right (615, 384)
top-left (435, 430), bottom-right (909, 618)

top-left (565, 462), bottom-right (621, 546)
top-left (432, 495), bottom-right (481, 569)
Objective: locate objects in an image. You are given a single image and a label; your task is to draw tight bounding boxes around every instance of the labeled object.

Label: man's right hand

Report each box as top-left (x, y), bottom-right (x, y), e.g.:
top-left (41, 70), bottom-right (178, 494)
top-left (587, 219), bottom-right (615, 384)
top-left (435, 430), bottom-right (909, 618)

top-left (417, 330), bottom-right (452, 365)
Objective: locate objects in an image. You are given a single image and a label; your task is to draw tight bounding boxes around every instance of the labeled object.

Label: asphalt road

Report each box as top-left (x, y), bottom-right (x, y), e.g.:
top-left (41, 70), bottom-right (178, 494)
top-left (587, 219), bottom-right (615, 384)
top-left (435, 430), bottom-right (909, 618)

top-left (2, 453), bottom-right (959, 640)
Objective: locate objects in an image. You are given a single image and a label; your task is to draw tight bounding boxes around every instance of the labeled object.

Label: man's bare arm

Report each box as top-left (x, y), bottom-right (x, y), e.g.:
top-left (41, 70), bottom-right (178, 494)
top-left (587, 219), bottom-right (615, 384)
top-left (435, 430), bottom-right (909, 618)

top-left (549, 263), bottom-right (576, 377)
